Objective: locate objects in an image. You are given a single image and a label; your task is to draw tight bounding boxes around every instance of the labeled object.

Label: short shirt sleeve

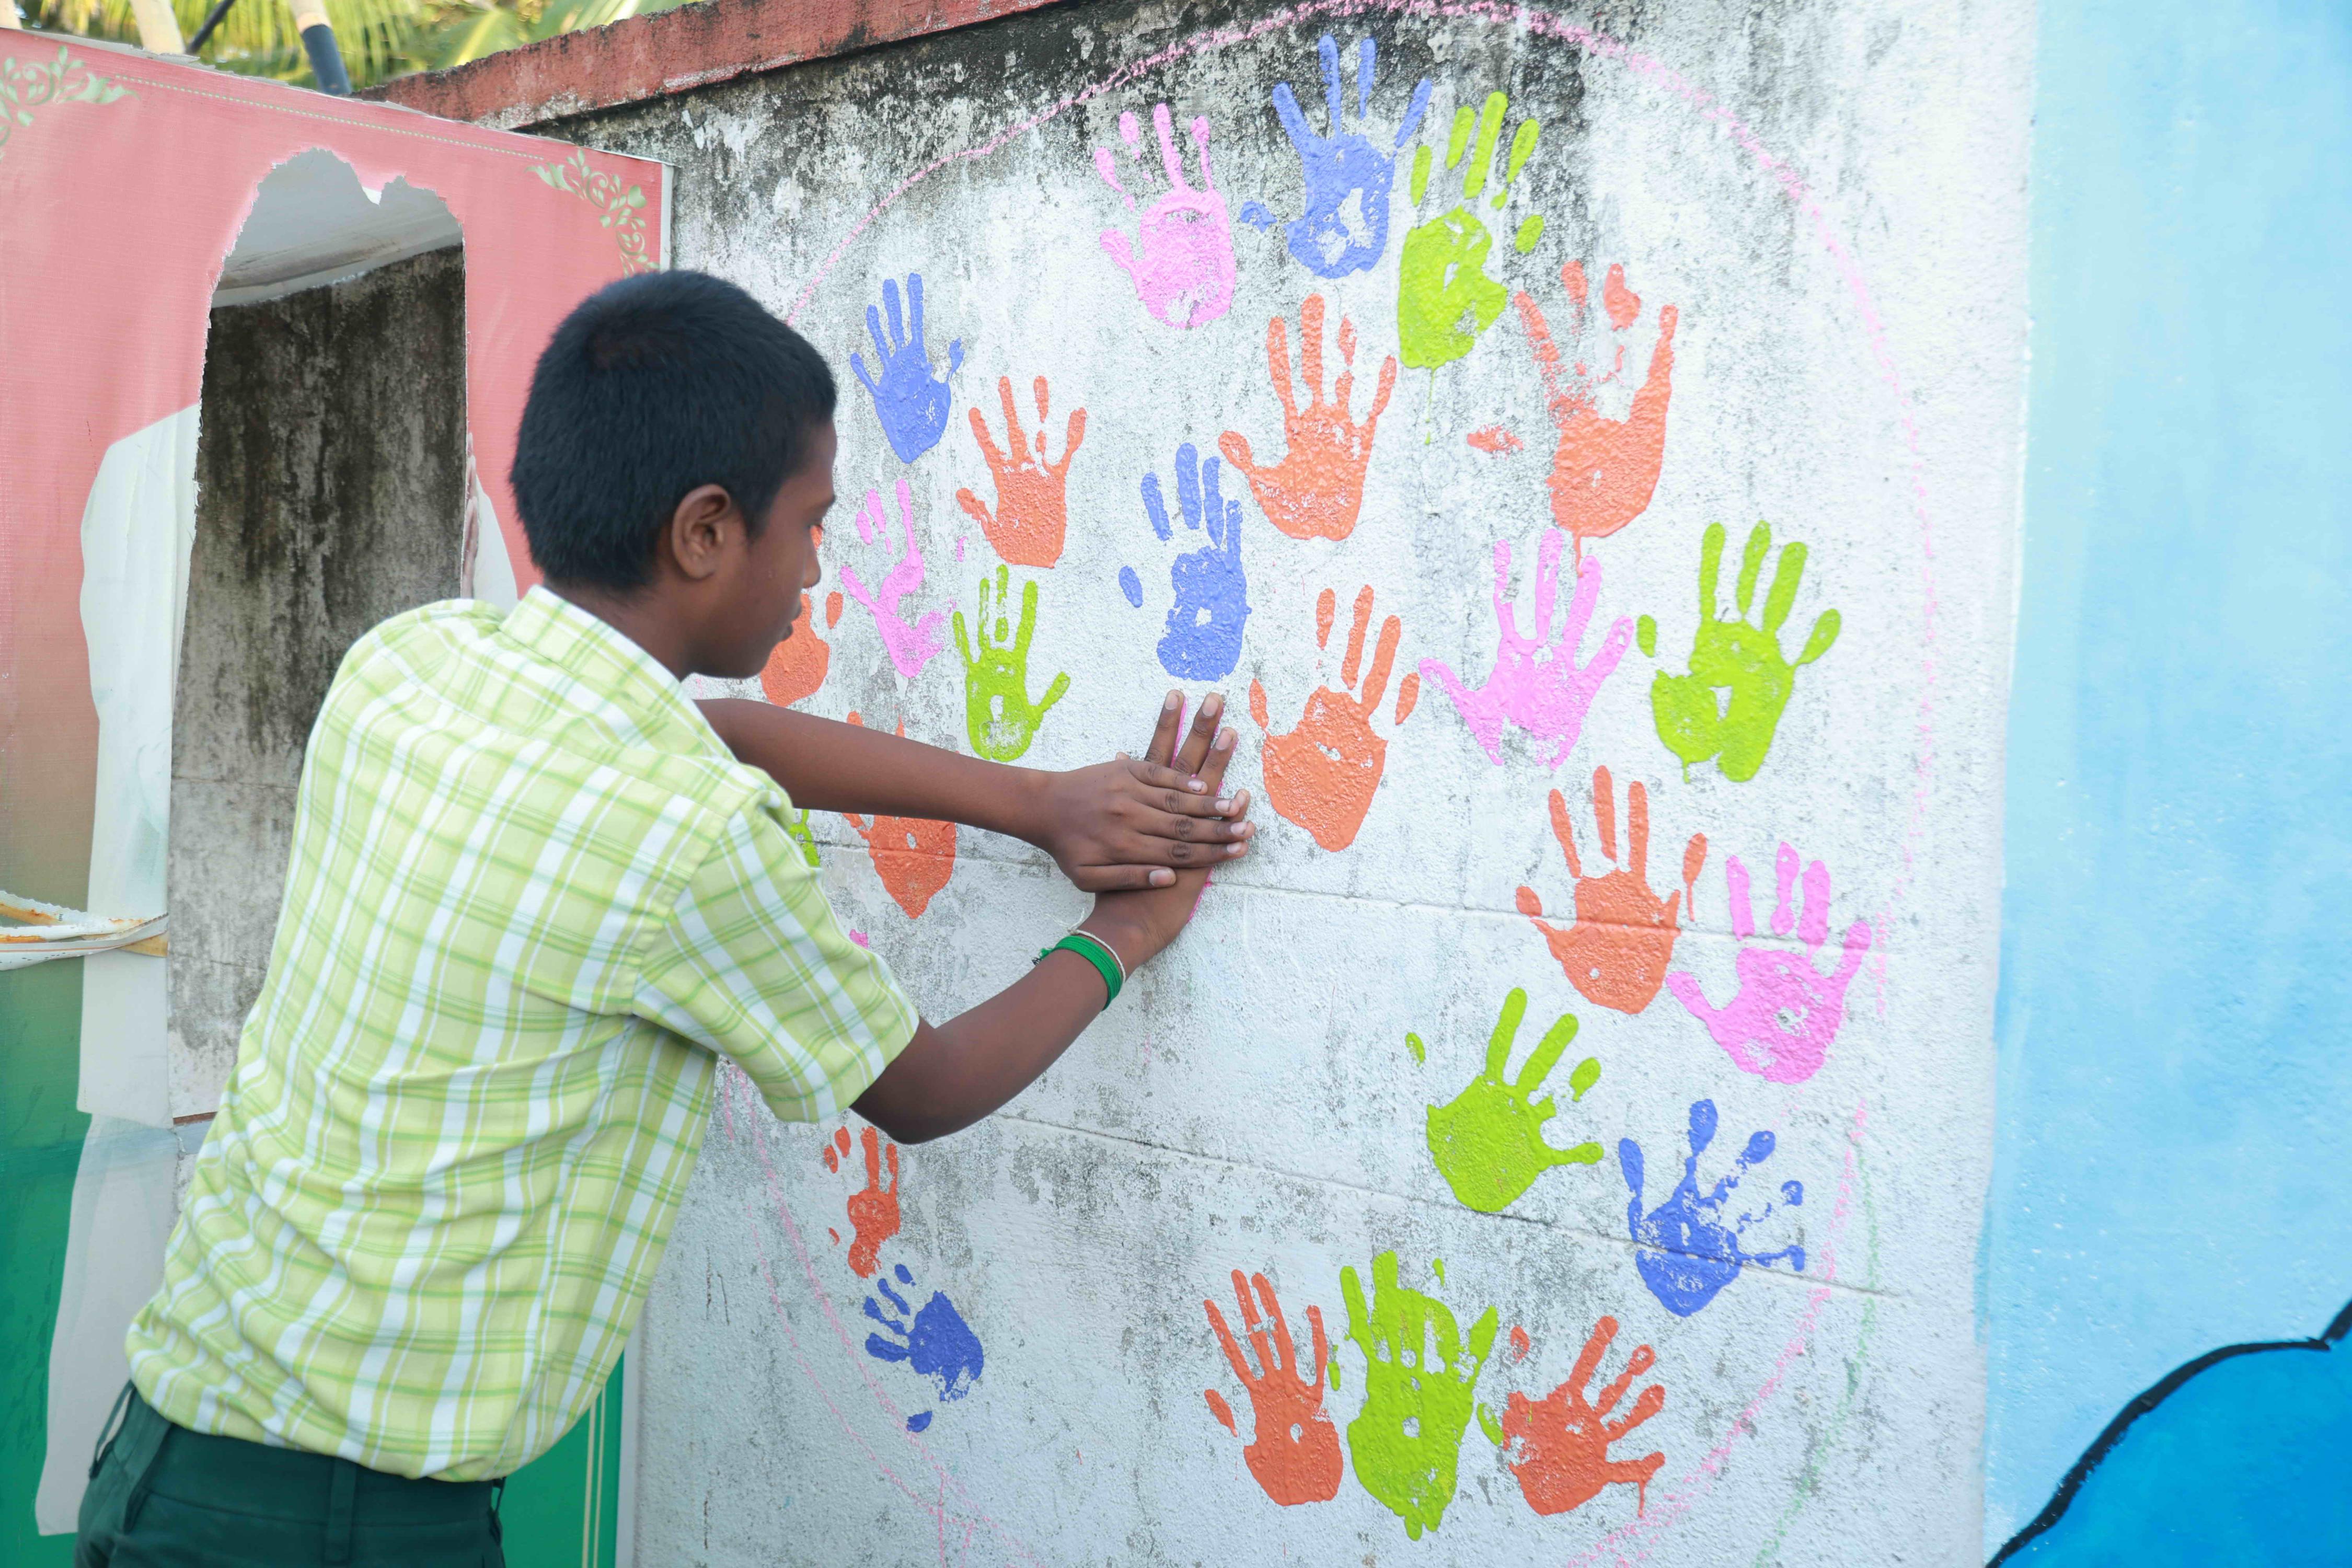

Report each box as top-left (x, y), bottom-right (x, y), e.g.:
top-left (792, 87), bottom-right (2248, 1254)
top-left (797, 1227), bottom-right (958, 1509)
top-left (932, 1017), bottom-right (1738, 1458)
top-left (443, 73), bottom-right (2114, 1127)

top-left (635, 795), bottom-right (917, 1121)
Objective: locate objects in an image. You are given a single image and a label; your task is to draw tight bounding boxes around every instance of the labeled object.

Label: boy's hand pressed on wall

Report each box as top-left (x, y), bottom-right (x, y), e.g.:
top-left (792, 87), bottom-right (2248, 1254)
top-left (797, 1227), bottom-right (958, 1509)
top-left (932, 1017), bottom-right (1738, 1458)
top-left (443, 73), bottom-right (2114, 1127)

top-left (1076, 691), bottom-right (1246, 966)
top-left (849, 694), bottom-right (1242, 1146)
top-left (696, 693), bottom-right (1249, 895)
top-left (1031, 694), bottom-right (1254, 892)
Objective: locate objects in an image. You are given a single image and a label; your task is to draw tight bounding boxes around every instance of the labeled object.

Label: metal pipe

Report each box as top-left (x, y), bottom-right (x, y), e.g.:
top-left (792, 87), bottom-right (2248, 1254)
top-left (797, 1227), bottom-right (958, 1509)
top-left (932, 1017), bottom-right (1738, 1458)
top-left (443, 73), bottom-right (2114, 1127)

top-left (290, 0), bottom-right (350, 95)
top-left (185, 0), bottom-right (239, 52)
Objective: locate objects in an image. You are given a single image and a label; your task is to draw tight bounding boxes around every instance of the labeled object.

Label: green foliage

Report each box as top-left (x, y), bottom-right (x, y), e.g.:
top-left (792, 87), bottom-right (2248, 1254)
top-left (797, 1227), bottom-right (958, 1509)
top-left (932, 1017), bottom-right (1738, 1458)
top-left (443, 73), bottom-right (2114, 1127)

top-left (27, 0), bottom-right (698, 91)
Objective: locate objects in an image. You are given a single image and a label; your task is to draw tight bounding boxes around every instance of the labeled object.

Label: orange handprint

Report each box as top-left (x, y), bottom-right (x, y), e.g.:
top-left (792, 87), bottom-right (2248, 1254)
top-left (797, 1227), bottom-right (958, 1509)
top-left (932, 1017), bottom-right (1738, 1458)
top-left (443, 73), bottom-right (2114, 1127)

top-left (1248, 586), bottom-right (1420, 852)
top-left (1514, 262), bottom-right (1678, 558)
top-left (1202, 1270), bottom-right (1343, 1507)
top-left (760, 589), bottom-right (844, 708)
top-left (955, 375), bottom-right (1087, 568)
top-left (1516, 766), bottom-right (1704, 1015)
top-left (843, 712), bottom-right (956, 918)
top-left (1217, 295), bottom-right (1397, 542)
top-left (820, 1125), bottom-right (903, 1279)
top-left (1497, 1315), bottom-right (1666, 1517)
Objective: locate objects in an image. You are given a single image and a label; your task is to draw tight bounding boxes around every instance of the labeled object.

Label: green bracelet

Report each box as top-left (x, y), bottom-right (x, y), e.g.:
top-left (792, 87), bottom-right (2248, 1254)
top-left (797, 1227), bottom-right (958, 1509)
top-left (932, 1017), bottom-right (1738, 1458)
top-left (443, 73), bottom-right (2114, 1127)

top-left (1035, 929), bottom-right (1124, 1007)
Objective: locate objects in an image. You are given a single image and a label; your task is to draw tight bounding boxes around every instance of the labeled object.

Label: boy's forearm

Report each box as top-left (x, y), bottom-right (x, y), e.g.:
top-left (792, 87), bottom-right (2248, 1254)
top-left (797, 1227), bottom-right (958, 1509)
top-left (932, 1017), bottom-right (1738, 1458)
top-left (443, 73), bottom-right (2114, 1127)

top-left (851, 927), bottom-right (1137, 1144)
top-left (697, 699), bottom-right (1045, 844)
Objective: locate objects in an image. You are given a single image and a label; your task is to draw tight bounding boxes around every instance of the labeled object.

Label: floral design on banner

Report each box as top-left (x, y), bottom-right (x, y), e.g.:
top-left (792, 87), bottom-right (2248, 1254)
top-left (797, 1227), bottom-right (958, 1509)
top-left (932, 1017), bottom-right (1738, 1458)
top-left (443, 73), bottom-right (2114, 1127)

top-left (1, 48), bottom-right (131, 163)
top-left (532, 147), bottom-right (654, 275)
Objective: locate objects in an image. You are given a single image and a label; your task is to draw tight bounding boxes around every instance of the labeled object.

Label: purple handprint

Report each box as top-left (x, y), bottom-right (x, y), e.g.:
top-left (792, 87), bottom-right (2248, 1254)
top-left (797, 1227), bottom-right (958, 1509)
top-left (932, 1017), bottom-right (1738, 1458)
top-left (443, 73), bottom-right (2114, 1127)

top-left (1619, 1100), bottom-right (1804, 1318)
top-left (1418, 531), bottom-right (1631, 768)
top-left (1667, 843), bottom-right (1872, 1085)
top-left (1123, 441), bottom-right (1250, 682)
top-left (1272, 34), bottom-right (1433, 278)
top-left (850, 273), bottom-right (963, 463)
top-left (839, 478), bottom-right (951, 681)
top-left (1095, 103), bottom-right (1236, 330)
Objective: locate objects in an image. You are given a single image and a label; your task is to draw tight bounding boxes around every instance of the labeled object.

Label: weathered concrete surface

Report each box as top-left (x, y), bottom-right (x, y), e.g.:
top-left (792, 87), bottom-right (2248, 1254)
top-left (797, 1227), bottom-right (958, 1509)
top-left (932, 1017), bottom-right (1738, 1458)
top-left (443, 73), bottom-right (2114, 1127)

top-left (364, 0), bottom-right (1067, 131)
top-left (557, 0), bottom-right (2030, 1560)
top-left (168, 245), bottom-right (468, 1117)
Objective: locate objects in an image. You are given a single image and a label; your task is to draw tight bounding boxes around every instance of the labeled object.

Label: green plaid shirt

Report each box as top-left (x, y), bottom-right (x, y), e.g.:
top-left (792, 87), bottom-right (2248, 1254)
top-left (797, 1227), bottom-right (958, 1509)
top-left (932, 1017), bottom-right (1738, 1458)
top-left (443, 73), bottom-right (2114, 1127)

top-left (126, 589), bottom-right (915, 1480)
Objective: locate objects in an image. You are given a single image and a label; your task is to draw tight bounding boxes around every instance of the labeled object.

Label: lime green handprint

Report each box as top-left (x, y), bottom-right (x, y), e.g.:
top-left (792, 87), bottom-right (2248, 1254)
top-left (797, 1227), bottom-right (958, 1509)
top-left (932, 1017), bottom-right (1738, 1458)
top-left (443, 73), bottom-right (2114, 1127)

top-left (1397, 90), bottom-right (1544, 371)
top-left (1424, 988), bottom-right (1602, 1214)
top-left (1639, 521), bottom-right (1841, 783)
top-left (952, 566), bottom-right (1071, 762)
top-left (786, 806), bottom-right (822, 869)
top-left (1342, 1250), bottom-right (1499, 1540)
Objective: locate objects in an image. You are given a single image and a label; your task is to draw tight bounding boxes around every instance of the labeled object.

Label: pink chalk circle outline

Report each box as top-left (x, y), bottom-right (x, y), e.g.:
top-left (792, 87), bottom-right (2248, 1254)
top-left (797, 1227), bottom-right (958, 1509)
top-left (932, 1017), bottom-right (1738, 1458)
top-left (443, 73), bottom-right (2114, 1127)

top-left (771, 3), bottom-right (1942, 1562)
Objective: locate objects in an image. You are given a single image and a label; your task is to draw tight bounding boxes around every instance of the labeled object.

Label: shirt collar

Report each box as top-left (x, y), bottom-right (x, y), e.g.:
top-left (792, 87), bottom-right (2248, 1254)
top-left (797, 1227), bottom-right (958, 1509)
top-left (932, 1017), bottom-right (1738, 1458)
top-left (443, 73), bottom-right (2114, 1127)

top-left (499, 587), bottom-right (724, 757)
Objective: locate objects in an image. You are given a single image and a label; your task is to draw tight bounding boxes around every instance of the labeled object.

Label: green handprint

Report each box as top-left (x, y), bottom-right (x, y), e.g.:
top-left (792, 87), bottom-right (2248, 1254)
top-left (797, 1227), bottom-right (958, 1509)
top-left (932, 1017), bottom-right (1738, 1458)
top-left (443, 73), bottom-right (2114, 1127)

top-left (1342, 1250), bottom-right (1499, 1540)
top-left (786, 806), bottom-right (822, 869)
top-left (952, 566), bottom-right (1070, 762)
top-left (1424, 988), bottom-right (1602, 1214)
top-left (1397, 90), bottom-right (1544, 371)
top-left (1639, 521), bottom-right (1841, 783)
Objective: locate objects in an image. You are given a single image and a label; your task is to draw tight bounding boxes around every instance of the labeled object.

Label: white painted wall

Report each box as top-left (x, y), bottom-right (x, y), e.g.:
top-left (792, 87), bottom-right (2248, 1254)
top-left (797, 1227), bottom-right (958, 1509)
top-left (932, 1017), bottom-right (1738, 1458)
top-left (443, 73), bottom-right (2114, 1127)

top-left (622, 1), bottom-right (2030, 1560)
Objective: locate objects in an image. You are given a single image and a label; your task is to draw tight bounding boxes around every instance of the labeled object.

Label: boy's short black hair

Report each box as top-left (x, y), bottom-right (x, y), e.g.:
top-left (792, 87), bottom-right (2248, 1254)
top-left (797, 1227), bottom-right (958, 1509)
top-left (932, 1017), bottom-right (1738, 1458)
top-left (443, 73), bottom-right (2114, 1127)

top-left (511, 270), bottom-right (835, 592)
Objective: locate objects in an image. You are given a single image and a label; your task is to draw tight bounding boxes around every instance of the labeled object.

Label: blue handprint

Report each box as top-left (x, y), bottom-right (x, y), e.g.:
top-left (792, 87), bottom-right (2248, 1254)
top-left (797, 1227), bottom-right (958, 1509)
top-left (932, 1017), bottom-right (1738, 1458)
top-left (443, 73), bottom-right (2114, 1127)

top-left (1271, 34), bottom-right (1434, 278)
top-left (864, 1262), bottom-right (985, 1432)
top-left (1617, 1100), bottom-right (1805, 1317)
top-left (850, 273), bottom-right (963, 463)
top-left (1123, 441), bottom-right (1251, 681)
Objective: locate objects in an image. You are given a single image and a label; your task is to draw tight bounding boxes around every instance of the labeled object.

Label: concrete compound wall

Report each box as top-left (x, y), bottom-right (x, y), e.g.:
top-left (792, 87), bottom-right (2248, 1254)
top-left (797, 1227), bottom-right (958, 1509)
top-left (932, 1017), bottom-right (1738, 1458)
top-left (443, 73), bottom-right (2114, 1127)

top-left (529, 1), bottom-right (2033, 1560)
top-left (169, 244), bottom-right (469, 1120)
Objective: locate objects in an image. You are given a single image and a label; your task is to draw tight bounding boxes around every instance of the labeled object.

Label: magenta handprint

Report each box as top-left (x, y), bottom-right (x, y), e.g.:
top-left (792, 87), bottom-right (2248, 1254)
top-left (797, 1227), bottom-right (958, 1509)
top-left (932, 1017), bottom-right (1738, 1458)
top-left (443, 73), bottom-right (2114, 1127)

top-left (1666, 843), bottom-right (1872, 1085)
top-left (1418, 531), bottom-right (1630, 768)
top-left (839, 479), bottom-right (951, 681)
top-left (1095, 103), bottom-right (1236, 330)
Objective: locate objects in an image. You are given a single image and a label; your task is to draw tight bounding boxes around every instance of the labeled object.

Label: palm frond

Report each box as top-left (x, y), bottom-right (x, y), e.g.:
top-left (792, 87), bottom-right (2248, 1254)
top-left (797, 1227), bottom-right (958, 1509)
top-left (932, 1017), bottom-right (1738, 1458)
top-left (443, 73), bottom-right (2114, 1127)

top-left (31, 0), bottom-right (700, 89)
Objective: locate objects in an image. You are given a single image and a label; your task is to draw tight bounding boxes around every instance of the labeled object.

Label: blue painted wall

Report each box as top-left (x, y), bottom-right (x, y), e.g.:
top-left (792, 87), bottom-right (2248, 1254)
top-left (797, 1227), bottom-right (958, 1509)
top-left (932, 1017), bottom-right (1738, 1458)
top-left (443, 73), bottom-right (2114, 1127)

top-left (1985, 0), bottom-right (2352, 1554)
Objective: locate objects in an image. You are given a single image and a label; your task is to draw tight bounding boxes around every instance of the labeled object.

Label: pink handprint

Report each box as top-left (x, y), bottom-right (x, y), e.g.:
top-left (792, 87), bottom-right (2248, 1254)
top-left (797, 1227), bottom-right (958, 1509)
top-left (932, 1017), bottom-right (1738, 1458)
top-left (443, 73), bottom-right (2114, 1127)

top-left (1095, 103), bottom-right (1236, 330)
top-left (839, 478), bottom-right (950, 681)
top-left (1417, 531), bottom-right (1631, 768)
top-left (1666, 843), bottom-right (1872, 1085)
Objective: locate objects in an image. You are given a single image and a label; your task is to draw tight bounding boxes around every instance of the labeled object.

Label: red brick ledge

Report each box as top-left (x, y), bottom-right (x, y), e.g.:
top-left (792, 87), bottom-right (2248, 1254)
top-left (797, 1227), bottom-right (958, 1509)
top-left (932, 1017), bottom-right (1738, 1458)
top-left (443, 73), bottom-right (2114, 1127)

top-left (365, 0), bottom-right (1065, 130)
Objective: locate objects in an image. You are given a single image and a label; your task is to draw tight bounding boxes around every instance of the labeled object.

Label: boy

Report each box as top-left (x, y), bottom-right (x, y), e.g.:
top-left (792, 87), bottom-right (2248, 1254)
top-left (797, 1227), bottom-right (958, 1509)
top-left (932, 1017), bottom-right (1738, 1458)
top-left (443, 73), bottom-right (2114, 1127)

top-left (77, 271), bottom-right (1250, 1565)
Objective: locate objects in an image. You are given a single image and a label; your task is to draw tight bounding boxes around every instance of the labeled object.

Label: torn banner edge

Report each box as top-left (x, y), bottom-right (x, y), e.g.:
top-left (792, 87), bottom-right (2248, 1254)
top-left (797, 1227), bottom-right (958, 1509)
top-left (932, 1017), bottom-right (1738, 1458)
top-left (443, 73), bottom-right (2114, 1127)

top-left (0, 889), bottom-right (167, 966)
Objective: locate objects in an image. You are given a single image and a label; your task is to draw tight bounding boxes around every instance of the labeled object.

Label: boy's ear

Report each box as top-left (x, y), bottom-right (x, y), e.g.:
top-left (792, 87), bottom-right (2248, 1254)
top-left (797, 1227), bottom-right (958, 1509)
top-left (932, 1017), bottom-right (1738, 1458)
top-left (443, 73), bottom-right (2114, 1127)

top-left (663, 483), bottom-right (742, 583)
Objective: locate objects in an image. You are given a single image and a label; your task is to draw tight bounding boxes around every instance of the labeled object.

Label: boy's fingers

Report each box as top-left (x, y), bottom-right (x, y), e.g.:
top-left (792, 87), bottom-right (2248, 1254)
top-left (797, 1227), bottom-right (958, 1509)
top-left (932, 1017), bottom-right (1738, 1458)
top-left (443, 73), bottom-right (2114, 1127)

top-left (1190, 726), bottom-right (1242, 796)
top-left (1173, 693), bottom-right (1225, 776)
top-left (1126, 758), bottom-right (1230, 808)
top-left (1074, 864), bottom-right (1175, 893)
top-left (1144, 691), bottom-right (1184, 768)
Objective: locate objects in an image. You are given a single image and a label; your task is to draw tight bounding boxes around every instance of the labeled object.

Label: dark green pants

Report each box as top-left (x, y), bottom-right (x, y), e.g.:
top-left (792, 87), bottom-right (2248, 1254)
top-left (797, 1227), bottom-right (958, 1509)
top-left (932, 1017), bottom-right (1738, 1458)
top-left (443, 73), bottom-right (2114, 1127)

top-left (76, 1384), bottom-right (505, 1566)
